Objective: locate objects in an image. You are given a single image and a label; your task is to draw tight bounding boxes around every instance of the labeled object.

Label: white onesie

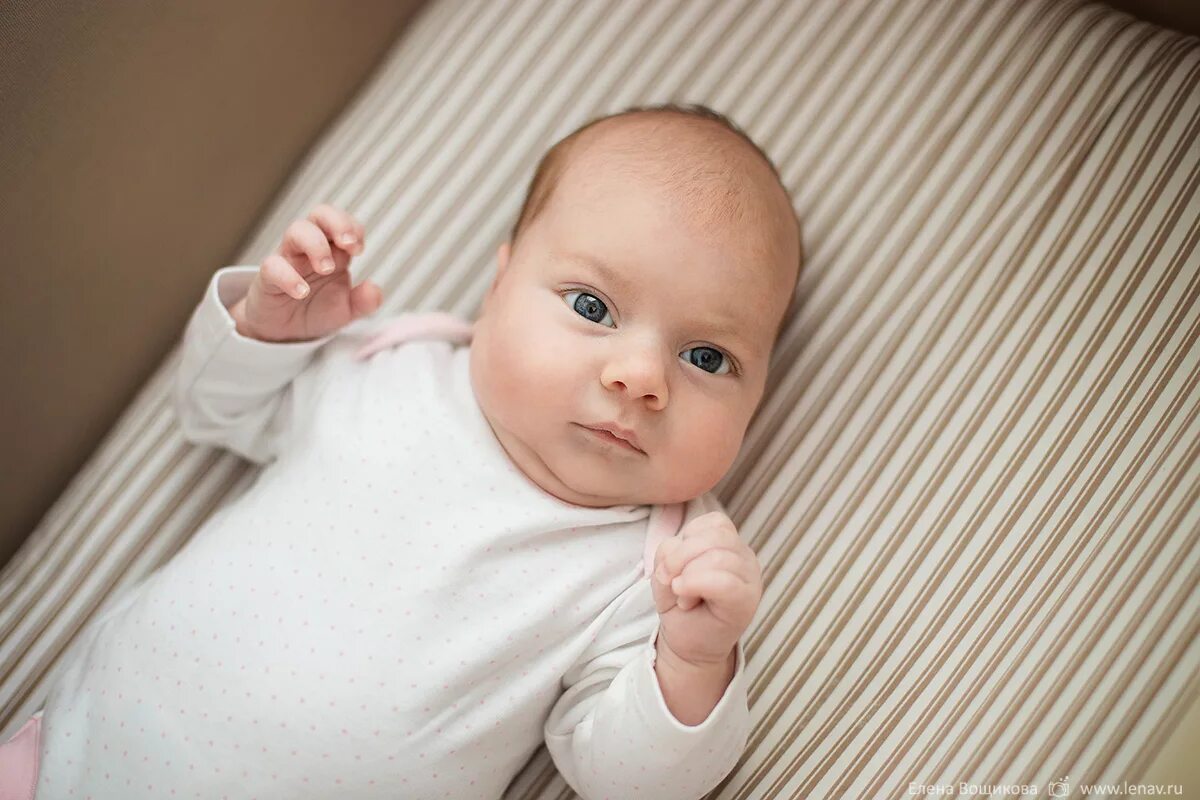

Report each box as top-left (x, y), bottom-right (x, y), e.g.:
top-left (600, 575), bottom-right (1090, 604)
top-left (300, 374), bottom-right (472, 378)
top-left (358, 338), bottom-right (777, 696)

top-left (31, 266), bottom-right (751, 800)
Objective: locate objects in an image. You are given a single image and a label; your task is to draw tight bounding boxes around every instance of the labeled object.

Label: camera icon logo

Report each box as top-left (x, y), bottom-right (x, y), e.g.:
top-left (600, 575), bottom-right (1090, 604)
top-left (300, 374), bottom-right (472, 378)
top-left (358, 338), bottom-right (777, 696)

top-left (1048, 775), bottom-right (1070, 797)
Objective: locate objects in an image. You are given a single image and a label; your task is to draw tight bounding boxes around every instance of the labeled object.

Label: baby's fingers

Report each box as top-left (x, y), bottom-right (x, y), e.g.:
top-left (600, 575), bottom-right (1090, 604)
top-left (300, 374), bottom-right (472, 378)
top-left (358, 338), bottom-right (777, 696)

top-left (280, 218), bottom-right (338, 276)
top-left (261, 254), bottom-right (310, 300)
top-left (308, 204), bottom-right (364, 255)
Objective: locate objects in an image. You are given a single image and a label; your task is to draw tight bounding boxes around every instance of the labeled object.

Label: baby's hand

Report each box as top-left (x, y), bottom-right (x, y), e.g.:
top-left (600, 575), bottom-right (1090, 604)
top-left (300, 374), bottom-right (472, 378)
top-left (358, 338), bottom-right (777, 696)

top-left (651, 511), bottom-right (763, 670)
top-left (230, 204), bottom-right (382, 342)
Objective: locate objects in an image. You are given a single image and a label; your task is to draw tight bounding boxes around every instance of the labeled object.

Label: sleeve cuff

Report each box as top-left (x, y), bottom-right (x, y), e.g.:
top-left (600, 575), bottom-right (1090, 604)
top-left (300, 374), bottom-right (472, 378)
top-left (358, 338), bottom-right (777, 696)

top-left (636, 621), bottom-right (748, 740)
top-left (194, 266), bottom-right (338, 383)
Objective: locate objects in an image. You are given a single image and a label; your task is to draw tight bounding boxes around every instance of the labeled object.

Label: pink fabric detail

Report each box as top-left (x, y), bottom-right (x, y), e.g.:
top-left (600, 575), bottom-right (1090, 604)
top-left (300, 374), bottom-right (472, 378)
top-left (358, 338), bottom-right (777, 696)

top-left (353, 311), bottom-right (475, 361)
top-left (643, 502), bottom-right (685, 579)
top-left (0, 711), bottom-right (42, 800)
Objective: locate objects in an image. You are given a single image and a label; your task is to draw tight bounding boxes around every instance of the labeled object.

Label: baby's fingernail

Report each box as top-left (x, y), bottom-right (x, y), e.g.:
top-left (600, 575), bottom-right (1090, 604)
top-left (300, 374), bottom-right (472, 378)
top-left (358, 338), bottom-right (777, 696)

top-left (320, 257), bottom-right (335, 273)
top-left (339, 233), bottom-right (356, 246)
top-left (295, 282), bottom-right (309, 298)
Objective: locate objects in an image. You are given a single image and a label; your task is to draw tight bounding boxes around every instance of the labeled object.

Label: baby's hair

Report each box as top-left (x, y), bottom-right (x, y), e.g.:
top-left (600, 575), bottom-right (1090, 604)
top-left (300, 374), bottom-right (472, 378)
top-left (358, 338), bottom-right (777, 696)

top-left (508, 102), bottom-right (804, 346)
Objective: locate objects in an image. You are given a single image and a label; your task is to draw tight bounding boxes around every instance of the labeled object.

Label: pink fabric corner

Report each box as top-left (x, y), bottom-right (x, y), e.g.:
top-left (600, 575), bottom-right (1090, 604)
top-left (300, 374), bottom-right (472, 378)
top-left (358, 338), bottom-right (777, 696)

top-left (0, 712), bottom-right (42, 800)
top-left (643, 502), bottom-right (685, 579)
top-left (353, 311), bottom-right (475, 361)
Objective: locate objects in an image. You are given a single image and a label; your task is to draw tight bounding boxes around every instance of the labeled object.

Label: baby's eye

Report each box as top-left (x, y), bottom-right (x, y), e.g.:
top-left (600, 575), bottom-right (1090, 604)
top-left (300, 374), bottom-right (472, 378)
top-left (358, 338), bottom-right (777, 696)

top-left (563, 290), bottom-right (733, 376)
top-left (563, 290), bottom-right (615, 328)
top-left (681, 346), bottom-right (732, 375)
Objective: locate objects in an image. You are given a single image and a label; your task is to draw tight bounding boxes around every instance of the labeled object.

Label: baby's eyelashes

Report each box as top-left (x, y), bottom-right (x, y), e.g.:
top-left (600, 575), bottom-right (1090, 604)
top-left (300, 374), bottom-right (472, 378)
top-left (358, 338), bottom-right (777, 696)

top-left (563, 289), bottom-right (615, 328)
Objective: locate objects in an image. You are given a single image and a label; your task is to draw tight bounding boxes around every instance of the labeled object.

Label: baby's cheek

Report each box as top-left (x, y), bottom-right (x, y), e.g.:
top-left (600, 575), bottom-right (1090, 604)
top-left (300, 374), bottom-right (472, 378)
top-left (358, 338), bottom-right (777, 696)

top-left (518, 315), bottom-right (578, 374)
top-left (489, 317), bottom-right (569, 418)
top-left (666, 411), bottom-right (743, 493)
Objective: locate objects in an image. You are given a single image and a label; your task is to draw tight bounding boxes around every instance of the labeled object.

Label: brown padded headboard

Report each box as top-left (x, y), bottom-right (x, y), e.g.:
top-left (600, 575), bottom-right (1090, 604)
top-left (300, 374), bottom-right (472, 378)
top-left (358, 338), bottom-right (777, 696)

top-left (0, 0), bottom-right (429, 568)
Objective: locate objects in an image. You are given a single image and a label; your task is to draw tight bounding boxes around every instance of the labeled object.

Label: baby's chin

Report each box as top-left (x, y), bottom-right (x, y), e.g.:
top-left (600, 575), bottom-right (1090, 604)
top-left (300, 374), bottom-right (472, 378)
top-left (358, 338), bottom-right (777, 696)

top-left (542, 439), bottom-right (709, 508)
top-left (507, 415), bottom-right (720, 507)
top-left (538, 445), bottom-right (653, 507)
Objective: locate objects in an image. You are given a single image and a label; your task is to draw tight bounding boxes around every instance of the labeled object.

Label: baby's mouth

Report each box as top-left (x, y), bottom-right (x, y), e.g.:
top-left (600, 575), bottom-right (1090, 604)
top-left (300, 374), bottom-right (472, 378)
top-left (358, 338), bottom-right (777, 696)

top-left (575, 423), bottom-right (646, 455)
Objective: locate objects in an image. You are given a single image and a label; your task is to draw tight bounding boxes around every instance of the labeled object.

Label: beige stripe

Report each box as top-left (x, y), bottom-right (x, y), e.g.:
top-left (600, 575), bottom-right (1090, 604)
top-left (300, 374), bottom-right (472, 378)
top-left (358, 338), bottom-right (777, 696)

top-left (720, 0), bottom-right (948, 499)
top-left (960, 82), bottom-right (1200, 785)
top-left (769, 0), bottom-right (967, 219)
top-left (729, 0), bottom-right (1095, 778)
top-left (749, 1), bottom-right (1143, 661)
top-left (797, 42), bottom-right (1196, 800)
top-left (873, 47), bottom-right (1200, 796)
top-left (719, 0), bottom-right (988, 502)
top-left (0, 358), bottom-right (192, 606)
top-left (910, 185), bottom-right (1200, 790)
top-left (844, 87), bottom-right (1190, 800)
top-left (720, 7), bottom-right (1180, 800)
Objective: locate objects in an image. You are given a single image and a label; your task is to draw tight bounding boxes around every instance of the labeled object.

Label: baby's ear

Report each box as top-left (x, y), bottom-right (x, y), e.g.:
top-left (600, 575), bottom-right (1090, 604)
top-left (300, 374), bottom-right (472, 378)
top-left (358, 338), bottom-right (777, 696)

top-left (494, 241), bottom-right (512, 280)
top-left (482, 241), bottom-right (513, 311)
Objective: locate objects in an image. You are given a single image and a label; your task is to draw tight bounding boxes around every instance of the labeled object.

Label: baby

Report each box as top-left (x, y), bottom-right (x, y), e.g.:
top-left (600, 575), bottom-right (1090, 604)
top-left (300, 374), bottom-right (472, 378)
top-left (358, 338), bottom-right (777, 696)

top-left (14, 103), bottom-right (802, 799)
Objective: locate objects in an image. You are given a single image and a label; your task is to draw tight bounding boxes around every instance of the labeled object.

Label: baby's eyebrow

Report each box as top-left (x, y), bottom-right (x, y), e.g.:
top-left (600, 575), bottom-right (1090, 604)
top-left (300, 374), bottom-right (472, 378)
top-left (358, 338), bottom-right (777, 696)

top-left (705, 321), bottom-right (757, 351)
top-left (558, 251), bottom-right (635, 295)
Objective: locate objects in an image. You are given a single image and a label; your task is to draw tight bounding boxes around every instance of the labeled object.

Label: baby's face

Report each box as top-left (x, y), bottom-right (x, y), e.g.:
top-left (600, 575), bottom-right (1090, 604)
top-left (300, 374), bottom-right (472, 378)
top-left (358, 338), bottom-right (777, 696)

top-left (470, 162), bottom-right (795, 508)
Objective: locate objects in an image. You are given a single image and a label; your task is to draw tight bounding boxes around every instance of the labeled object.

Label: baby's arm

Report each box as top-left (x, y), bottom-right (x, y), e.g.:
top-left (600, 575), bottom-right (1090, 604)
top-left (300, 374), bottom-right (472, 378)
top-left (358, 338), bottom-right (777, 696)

top-left (544, 611), bottom-right (750, 800)
top-left (544, 496), bottom-right (752, 800)
top-left (171, 265), bottom-right (337, 465)
top-left (173, 205), bottom-right (378, 464)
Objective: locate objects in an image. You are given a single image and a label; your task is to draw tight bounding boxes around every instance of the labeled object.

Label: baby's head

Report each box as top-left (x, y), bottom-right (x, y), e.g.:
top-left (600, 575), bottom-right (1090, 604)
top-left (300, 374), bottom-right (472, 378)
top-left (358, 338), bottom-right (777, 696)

top-left (470, 103), bottom-right (804, 508)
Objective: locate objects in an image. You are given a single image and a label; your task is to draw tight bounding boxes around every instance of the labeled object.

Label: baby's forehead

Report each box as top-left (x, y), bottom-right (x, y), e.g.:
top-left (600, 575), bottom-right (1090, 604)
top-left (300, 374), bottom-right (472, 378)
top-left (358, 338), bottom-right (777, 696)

top-left (568, 131), bottom-right (794, 252)
top-left (557, 170), bottom-right (792, 290)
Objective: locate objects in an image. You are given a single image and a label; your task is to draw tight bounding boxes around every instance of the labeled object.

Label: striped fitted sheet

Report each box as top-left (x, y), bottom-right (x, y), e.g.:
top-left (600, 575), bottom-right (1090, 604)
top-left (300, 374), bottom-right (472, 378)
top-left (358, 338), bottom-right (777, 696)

top-left (2, 0), bottom-right (1197, 796)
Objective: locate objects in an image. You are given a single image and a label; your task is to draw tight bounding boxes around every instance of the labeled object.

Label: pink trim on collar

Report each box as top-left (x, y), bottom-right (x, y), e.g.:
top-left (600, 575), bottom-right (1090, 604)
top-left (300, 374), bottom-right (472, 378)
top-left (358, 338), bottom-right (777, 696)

top-left (643, 502), bottom-right (685, 579)
top-left (353, 311), bottom-right (475, 361)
